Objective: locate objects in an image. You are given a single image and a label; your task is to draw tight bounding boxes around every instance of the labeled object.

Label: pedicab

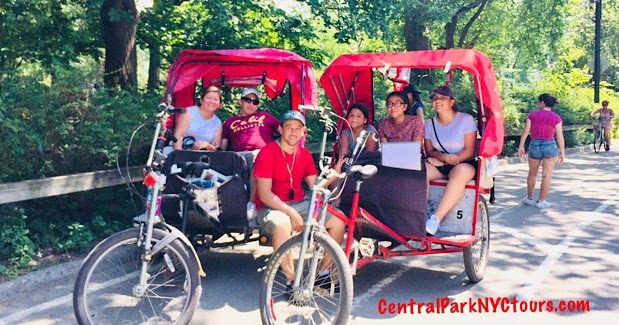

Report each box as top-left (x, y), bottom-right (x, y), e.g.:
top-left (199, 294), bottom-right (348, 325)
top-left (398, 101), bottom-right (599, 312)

top-left (159, 48), bottom-right (319, 247)
top-left (259, 49), bottom-right (504, 324)
top-left (73, 48), bottom-right (318, 325)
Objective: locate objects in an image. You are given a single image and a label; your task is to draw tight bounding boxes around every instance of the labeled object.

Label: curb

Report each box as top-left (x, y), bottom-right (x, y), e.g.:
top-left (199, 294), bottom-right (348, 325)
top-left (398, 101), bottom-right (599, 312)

top-left (0, 259), bottom-right (83, 303)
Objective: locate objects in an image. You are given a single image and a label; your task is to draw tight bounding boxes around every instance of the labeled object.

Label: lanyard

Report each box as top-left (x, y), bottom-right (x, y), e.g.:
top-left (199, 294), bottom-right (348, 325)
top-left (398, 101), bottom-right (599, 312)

top-left (278, 141), bottom-right (297, 199)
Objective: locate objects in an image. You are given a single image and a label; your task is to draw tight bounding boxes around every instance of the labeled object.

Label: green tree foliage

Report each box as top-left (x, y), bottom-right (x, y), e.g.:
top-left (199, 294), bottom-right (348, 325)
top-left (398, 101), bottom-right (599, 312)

top-left (0, 0), bottom-right (101, 78)
top-left (138, 0), bottom-right (330, 68)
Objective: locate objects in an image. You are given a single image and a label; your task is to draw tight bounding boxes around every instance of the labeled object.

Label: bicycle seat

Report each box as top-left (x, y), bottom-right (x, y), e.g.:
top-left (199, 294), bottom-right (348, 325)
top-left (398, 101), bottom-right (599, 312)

top-left (350, 164), bottom-right (378, 179)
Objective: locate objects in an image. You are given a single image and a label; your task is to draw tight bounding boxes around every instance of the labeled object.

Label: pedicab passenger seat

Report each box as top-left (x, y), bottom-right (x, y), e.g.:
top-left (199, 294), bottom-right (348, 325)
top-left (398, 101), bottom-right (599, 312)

top-left (338, 152), bottom-right (428, 240)
top-left (160, 150), bottom-right (249, 232)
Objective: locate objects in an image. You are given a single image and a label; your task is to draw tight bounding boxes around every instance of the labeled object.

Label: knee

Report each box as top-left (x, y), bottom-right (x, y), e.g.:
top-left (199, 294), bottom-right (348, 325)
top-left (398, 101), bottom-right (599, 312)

top-left (449, 164), bottom-right (475, 182)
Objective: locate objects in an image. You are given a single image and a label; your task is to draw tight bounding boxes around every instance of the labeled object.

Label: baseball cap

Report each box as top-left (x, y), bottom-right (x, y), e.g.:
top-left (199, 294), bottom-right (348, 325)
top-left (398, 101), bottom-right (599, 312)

top-left (280, 110), bottom-right (306, 126)
top-left (429, 86), bottom-right (454, 99)
top-left (241, 88), bottom-right (261, 100)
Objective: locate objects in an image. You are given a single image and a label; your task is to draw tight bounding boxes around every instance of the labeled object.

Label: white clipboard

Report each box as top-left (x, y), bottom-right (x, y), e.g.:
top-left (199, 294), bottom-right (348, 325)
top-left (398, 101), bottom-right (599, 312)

top-left (381, 142), bottom-right (422, 170)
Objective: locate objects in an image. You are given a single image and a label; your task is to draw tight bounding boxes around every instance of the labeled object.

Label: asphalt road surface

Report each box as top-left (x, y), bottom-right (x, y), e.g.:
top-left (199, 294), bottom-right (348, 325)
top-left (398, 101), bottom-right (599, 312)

top-left (1, 148), bottom-right (617, 324)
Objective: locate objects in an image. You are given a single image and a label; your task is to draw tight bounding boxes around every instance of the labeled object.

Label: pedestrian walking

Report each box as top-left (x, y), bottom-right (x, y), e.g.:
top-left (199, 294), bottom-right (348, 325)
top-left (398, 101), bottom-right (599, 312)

top-left (517, 93), bottom-right (566, 209)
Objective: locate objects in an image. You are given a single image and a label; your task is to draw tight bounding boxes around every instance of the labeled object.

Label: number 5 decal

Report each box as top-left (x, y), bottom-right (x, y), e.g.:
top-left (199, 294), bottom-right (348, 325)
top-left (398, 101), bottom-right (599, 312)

top-left (457, 211), bottom-right (463, 219)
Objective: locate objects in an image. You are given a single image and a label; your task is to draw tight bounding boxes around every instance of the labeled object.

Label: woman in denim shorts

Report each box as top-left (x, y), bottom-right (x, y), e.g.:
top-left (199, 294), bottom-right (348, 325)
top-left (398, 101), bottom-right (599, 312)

top-left (517, 93), bottom-right (566, 209)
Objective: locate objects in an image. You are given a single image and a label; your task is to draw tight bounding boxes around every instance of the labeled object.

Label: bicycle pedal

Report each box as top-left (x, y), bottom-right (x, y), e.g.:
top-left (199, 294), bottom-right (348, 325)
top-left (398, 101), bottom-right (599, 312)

top-left (358, 237), bottom-right (376, 257)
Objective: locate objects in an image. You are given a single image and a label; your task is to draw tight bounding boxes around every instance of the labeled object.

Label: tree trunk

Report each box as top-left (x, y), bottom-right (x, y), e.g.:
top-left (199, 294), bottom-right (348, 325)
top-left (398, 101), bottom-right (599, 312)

top-left (101, 0), bottom-right (138, 91)
top-left (403, 12), bottom-right (431, 51)
top-left (147, 47), bottom-right (161, 92)
top-left (403, 11), bottom-right (432, 84)
top-left (445, 18), bottom-right (457, 49)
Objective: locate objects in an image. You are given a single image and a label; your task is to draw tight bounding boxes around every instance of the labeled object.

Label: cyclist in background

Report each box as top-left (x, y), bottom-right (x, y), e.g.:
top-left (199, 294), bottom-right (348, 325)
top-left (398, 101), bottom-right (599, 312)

top-left (591, 100), bottom-right (615, 151)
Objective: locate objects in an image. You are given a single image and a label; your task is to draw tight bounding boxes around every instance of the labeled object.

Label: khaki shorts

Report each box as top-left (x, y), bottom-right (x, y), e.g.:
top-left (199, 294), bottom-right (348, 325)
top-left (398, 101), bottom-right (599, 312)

top-left (257, 199), bottom-right (334, 242)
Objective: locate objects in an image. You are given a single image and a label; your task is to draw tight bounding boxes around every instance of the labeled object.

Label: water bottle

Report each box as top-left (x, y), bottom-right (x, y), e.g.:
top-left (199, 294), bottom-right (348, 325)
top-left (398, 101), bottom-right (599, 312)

top-left (247, 202), bottom-right (257, 222)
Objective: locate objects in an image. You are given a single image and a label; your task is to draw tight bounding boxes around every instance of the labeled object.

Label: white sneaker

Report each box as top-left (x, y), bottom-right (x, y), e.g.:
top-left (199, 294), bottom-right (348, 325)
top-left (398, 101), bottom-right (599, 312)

top-left (536, 200), bottom-right (552, 209)
top-left (425, 214), bottom-right (440, 235)
top-left (522, 197), bottom-right (536, 206)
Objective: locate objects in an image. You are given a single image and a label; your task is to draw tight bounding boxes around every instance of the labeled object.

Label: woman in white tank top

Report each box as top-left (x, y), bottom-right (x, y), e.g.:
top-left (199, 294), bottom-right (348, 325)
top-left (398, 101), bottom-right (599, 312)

top-left (173, 86), bottom-right (223, 151)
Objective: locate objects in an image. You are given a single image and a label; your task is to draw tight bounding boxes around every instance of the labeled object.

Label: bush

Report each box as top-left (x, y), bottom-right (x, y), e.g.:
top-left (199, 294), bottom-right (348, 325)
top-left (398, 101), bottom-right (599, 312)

top-left (0, 205), bottom-right (35, 277)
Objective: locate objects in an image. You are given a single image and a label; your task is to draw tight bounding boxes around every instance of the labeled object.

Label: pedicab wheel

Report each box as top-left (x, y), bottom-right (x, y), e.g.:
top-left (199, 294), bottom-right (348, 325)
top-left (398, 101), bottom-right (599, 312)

top-left (463, 196), bottom-right (490, 283)
top-left (260, 232), bottom-right (353, 325)
top-left (593, 129), bottom-right (603, 154)
top-left (73, 228), bottom-right (202, 325)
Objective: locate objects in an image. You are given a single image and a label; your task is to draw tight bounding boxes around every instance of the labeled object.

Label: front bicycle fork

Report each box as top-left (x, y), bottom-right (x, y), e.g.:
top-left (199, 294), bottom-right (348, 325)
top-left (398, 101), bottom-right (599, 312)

top-left (291, 189), bottom-right (330, 294)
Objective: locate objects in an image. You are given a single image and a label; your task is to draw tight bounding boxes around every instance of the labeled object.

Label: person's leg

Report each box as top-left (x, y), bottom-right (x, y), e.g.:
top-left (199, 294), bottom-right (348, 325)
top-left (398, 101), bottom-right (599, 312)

top-left (526, 158), bottom-right (542, 200)
top-left (425, 161), bottom-right (446, 199)
top-left (537, 157), bottom-right (557, 202)
top-left (259, 210), bottom-right (294, 282)
top-left (603, 127), bottom-right (611, 147)
top-left (317, 215), bottom-right (346, 274)
top-left (433, 164), bottom-right (476, 221)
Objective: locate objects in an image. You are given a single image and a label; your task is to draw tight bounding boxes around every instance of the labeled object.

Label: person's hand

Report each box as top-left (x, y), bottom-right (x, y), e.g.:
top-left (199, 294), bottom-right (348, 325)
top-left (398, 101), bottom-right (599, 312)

top-left (288, 208), bottom-right (305, 232)
top-left (193, 141), bottom-right (215, 151)
top-left (426, 157), bottom-right (444, 166)
top-left (557, 153), bottom-right (565, 164)
top-left (444, 153), bottom-right (461, 165)
top-left (518, 147), bottom-right (525, 157)
top-left (333, 158), bottom-right (346, 173)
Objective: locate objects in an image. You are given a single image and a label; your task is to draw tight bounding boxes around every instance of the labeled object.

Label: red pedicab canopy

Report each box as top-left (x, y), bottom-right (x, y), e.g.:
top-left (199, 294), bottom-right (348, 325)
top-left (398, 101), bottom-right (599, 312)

top-left (163, 48), bottom-right (319, 127)
top-left (320, 49), bottom-right (504, 158)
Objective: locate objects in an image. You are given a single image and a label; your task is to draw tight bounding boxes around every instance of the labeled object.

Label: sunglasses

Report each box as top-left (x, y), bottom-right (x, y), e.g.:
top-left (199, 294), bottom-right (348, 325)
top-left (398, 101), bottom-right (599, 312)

top-left (241, 97), bottom-right (260, 105)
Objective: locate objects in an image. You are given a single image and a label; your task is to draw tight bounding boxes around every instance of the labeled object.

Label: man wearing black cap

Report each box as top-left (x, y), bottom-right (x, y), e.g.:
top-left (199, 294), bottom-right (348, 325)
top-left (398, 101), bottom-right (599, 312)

top-left (253, 110), bottom-right (345, 287)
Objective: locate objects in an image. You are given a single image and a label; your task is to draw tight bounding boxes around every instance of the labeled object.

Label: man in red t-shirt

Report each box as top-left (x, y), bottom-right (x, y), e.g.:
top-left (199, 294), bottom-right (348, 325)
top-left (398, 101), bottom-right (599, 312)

top-left (254, 110), bottom-right (345, 287)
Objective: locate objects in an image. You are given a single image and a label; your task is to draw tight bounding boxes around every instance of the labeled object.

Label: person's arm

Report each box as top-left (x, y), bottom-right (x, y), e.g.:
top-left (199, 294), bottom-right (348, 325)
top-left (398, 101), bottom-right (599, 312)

top-left (446, 131), bottom-right (476, 164)
top-left (591, 109), bottom-right (600, 116)
top-left (173, 111), bottom-right (191, 150)
top-left (256, 176), bottom-right (305, 232)
top-left (424, 138), bottom-right (446, 166)
top-left (416, 106), bottom-right (425, 124)
top-left (555, 122), bottom-right (566, 164)
top-left (517, 118), bottom-right (532, 157)
top-left (365, 135), bottom-right (379, 152)
top-left (220, 138), bottom-right (229, 151)
top-left (338, 134), bottom-right (350, 160)
top-left (212, 124), bottom-right (223, 150)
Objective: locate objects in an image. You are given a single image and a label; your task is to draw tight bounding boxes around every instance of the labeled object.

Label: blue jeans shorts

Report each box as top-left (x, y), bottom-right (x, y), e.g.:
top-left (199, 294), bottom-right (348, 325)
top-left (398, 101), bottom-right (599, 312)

top-left (528, 139), bottom-right (559, 159)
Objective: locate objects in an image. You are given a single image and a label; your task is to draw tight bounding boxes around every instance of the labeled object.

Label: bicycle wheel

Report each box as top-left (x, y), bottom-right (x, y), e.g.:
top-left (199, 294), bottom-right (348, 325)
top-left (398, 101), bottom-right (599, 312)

top-left (73, 228), bottom-right (202, 325)
top-left (260, 232), bottom-right (353, 325)
top-left (463, 196), bottom-right (490, 283)
top-left (593, 129), bottom-right (603, 153)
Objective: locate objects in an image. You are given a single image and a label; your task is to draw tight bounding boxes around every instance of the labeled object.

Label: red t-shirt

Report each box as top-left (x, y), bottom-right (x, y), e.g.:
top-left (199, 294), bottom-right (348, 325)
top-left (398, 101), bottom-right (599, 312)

top-left (253, 141), bottom-right (317, 210)
top-left (222, 112), bottom-right (280, 152)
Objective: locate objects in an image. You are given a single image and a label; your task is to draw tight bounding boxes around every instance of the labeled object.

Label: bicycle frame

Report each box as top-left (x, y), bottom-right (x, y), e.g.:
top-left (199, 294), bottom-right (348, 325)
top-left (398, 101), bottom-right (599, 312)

top-left (135, 106), bottom-right (206, 293)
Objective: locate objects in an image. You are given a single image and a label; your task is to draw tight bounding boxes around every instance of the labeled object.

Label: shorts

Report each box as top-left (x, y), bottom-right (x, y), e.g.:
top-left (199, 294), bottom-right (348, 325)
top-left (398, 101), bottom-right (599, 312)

top-left (528, 139), bottom-right (559, 159)
top-left (257, 199), bottom-right (333, 242)
top-left (436, 159), bottom-right (478, 177)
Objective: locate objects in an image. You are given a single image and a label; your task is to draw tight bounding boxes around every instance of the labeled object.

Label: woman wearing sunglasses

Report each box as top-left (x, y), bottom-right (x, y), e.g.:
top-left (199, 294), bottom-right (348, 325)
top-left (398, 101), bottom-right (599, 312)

top-left (173, 85), bottom-right (223, 151)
